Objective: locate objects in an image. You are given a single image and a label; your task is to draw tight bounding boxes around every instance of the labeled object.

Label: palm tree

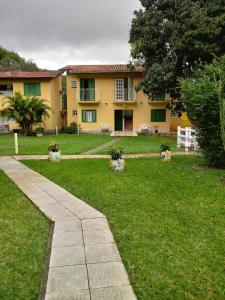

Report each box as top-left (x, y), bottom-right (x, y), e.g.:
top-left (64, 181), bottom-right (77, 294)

top-left (1, 92), bottom-right (50, 136)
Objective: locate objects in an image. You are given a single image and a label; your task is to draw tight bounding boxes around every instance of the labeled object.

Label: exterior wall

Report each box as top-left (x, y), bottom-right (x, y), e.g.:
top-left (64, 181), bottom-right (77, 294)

top-left (67, 73), bottom-right (171, 133)
top-left (0, 77), bottom-right (62, 131)
top-left (170, 112), bottom-right (192, 131)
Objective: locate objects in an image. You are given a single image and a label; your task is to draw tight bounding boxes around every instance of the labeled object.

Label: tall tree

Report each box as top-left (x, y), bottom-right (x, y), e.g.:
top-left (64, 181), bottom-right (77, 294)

top-left (129, 0), bottom-right (225, 108)
top-left (1, 92), bottom-right (50, 136)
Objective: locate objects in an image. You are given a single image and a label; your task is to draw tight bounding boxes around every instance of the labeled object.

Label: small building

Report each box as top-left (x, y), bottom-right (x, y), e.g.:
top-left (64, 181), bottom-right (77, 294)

top-left (0, 70), bottom-right (64, 132)
top-left (65, 65), bottom-right (172, 135)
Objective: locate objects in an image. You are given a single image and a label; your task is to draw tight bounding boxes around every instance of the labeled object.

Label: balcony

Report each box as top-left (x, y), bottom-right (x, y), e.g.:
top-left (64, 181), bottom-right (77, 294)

top-left (114, 89), bottom-right (136, 105)
top-left (148, 99), bottom-right (170, 105)
top-left (78, 89), bottom-right (100, 105)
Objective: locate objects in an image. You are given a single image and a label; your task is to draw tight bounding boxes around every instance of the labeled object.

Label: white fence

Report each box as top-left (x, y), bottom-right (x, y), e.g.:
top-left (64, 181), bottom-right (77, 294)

top-left (177, 126), bottom-right (198, 151)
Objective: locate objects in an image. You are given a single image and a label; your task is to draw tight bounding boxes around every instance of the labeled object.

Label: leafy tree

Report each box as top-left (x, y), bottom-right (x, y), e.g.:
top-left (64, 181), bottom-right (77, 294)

top-left (180, 56), bottom-right (225, 168)
top-left (129, 0), bottom-right (225, 109)
top-left (0, 47), bottom-right (39, 71)
top-left (1, 92), bottom-right (50, 136)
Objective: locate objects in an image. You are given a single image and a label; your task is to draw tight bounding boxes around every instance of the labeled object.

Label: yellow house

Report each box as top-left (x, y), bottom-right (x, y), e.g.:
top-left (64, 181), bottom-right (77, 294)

top-left (65, 65), bottom-right (173, 135)
top-left (0, 70), bottom-right (64, 132)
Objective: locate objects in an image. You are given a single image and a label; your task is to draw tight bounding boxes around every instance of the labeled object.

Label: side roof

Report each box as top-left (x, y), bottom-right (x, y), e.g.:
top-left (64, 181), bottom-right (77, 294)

top-left (0, 70), bottom-right (63, 80)
top-left (62, 64), bottom-right (144, 74)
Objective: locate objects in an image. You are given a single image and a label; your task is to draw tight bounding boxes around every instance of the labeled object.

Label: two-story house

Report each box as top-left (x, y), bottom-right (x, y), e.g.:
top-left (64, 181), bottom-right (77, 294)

top-left (65, 65), bottom-right (172, 135)
top-left (0, 71), bottom-right (64, 132)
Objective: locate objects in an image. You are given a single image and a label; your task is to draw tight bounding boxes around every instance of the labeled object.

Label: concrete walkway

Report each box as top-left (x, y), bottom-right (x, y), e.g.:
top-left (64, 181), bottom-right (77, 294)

top-left (13, 151), bottom-right (195, 161)
top-left (82, 138), bottom-right (121, 155)
top-left (0, 157), bottom-right (136, 300)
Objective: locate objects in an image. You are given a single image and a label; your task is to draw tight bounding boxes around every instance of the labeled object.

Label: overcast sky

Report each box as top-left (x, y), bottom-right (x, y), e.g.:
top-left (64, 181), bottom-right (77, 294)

top-left (0, 0), bottom-right (141, 70)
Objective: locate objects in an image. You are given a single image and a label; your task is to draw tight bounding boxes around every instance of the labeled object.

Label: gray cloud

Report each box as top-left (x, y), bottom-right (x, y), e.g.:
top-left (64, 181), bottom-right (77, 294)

top-left (0, 0), bottom-right (141, 69)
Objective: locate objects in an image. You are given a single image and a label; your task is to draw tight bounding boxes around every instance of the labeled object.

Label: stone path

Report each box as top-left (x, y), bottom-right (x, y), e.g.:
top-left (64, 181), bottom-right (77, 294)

top-left (13, 151), bottom-right (196, 161)
top-left (0, 156), bottom-right (136, 300)
top-left (82, 138), bottom-right (121, 155)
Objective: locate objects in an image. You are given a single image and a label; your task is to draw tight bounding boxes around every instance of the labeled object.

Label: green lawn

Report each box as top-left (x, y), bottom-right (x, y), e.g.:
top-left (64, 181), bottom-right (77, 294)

top-left (0, 134), bottom-right (114, 156)
top-left (98, 135), bottom-right (178, 154)
top-left (0, 133), bottom-right (179, 156)
top-left (0, 171), bottom-right (50, 300)
top-left (24, 157), bottom-right (225, 299)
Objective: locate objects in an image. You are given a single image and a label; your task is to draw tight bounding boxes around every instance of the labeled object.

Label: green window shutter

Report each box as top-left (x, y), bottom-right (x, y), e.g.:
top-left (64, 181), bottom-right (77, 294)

top-left (82, 110), bottom-right (86, 122)
top-left (152, 90), bottom-right (165, 101)
top-left (80, 79), bottom-right (84, 100)
top-left (24, 83), bottom-right (41, 96)
top-left (92, 110), bottom-right (97, 122)
top-left (151, 109), bottom-right (166, 122)
top-left (88, 79), bottom-right (95, 100)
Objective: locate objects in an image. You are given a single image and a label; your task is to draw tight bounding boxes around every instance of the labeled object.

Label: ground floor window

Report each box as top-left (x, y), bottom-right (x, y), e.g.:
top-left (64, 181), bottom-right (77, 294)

top-left (151, 109), bottom-right (166, 122)
top-left (24, 83), bottom-right (41, 96)
top-left (82, 110), bottom-right (97, 123)
top-left (0, 83), bottom-right (13, 96)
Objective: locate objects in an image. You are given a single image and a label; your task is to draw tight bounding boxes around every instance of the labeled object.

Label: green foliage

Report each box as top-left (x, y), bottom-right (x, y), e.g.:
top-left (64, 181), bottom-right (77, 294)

top-left (109, 146), bottom-right (123, 160)
top-left (180, 56), bottom-right (225, 168)
top-left (66, 122), bottom-right (78, 134)
top-left (1, 92), bottom-right (50, 136)
top-left (130, 0), bottom-right (225, 106)
top-left (0, 46), bottom-right (39, 71)
top-left (48, 141), bottom-right (60, 152)
top-left (160, 143), bottom-right (171, 152)
top-left (35, 127), bottom-right (44, 134)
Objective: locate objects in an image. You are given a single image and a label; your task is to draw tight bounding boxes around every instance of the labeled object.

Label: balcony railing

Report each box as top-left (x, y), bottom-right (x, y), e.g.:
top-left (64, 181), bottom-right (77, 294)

top-left (79, 89), bottom-right (96, 101)
top-left (114, 89), bottom-right (136, 102)
top-left (0, 90), bottom-right (13, 97)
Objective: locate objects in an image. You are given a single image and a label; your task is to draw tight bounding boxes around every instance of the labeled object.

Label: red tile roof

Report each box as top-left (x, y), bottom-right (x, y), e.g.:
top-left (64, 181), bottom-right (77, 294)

top-left (0, 70), bottom-right (62, 79)
top-left (62, 64), bottom-right (144, 74)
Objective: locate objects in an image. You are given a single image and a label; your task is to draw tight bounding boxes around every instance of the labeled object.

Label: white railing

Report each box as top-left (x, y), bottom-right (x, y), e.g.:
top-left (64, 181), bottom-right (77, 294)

top-left (177, 126), bottom-right (198, 151)
top-left (79, 89), bottom-right (96, 101)
top-left (114, 88), bottom-right (136, 102)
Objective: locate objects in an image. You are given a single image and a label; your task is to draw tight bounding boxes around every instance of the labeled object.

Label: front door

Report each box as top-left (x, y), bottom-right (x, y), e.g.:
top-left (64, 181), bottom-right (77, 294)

top-left (115, 110), bottom-right (123, 131)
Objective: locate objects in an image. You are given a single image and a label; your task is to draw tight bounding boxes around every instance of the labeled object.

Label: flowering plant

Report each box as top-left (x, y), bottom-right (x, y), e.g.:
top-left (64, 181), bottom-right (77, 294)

top-left (48, 141), bottom-right (60, 152)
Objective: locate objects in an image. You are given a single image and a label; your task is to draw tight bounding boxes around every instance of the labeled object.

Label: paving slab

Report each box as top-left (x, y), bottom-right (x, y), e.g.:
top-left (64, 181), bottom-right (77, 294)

top-left (91, 285), bottom-right (136, 300)
top-left (45, 290), bottom-right (90, 300)
top-left (0, 156), bottom-right (136, 300)
top-left (85, 243), bottom-right (121, 264)
top-left (50, 246), bottom-right (85, 267)
top-left (46, 265), bottom-right (88, 294)
top-left (82, 218), bottom-right (109, 231)
top-left (83, 229), bottom-right (114, 245)
top-left (52, 231), bottom-right (83, 248)
top-left (87, 262), bottom-right (130, 289)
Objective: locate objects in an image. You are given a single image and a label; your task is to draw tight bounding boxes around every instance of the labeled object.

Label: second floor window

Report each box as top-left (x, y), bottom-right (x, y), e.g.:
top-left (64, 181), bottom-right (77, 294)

top-left (115, 78), bottom-right (133, 101)
top-left (24, 83), bottom-right (41, 96)
top-left (80, 79), bottom-right (95, 101)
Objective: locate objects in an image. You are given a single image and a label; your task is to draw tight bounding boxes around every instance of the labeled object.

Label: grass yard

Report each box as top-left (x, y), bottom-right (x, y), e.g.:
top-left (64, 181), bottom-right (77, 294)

top-left (24, 156), bottom-right (225, 299)
top-left (0, 134), bottom-right (114, 156)
top-left (0, 133), bottom-right (179, 156)
top-left (98, 135), bottom-right (178, 154)
top-left (0, 171), bottom-right (50, 300)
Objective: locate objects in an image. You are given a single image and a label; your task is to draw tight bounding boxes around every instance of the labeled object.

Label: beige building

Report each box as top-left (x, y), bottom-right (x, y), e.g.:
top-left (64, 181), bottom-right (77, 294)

top-left (0, 71), bottom-right (64, 132)
top-left (65, 65), bottom-right (173, 135)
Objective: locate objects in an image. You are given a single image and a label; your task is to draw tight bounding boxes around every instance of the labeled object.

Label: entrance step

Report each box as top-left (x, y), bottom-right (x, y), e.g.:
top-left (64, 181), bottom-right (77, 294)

top-left (110, 131), bottom-right (138, 137)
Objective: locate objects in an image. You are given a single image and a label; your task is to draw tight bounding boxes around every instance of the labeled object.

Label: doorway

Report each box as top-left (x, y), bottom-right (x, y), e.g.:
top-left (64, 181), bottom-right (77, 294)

top-left (114, 110), bottom-right (133, 131)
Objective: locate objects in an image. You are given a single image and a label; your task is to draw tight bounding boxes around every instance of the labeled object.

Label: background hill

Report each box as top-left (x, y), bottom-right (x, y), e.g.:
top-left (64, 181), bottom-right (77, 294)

top-left (0, 47), bottom-right (39, 71)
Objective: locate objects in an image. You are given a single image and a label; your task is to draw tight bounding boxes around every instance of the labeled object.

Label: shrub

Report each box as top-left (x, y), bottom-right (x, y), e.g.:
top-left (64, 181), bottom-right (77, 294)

top-left (160, 143), bottom-right (171, 152)
top-left (180, 57), bottom-right (225, 168)
top-left (48, 142), bottom-right (60, 152)
top-left (66, 122), bottom-right (78, 134)
top-left (109, 147), bottom-right (123, 160)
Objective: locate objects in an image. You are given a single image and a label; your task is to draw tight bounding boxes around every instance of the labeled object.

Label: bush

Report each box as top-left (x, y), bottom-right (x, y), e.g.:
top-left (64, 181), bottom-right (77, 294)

top-left (180, 57), bottom-right (225, 168)
top-left (109, 147), bottom-right (123, 160)
top-left (66, 122), bottom-right (78, 134)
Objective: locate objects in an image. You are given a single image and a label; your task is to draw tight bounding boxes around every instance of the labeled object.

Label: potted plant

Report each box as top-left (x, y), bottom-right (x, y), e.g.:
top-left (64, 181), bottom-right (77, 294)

top-left (35, 127), bottom-right (44, 137)
top-left (48, 141), bottom-right (61, 162)
top-left (109, 146), bottom-right (125, 171)
top-left (160, 143), bottom-right (171, 161)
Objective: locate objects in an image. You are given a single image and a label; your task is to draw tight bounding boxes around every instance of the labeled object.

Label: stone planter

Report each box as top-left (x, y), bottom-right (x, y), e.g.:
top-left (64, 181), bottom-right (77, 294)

top-left (49, 151), bottom-right (61, 162)
top-left (110, 159), bottom-right (125, 171)
top-left (160, 150), bottom-right (171, 161)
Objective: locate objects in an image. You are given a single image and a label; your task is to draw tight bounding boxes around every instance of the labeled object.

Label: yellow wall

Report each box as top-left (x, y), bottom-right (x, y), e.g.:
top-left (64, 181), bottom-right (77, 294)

top-left (67, 73), bottom-right (171, 133)
top-left (0, 77), bottom-right (62, 131)
top-left (170, 112), bottom-right (192, 131)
